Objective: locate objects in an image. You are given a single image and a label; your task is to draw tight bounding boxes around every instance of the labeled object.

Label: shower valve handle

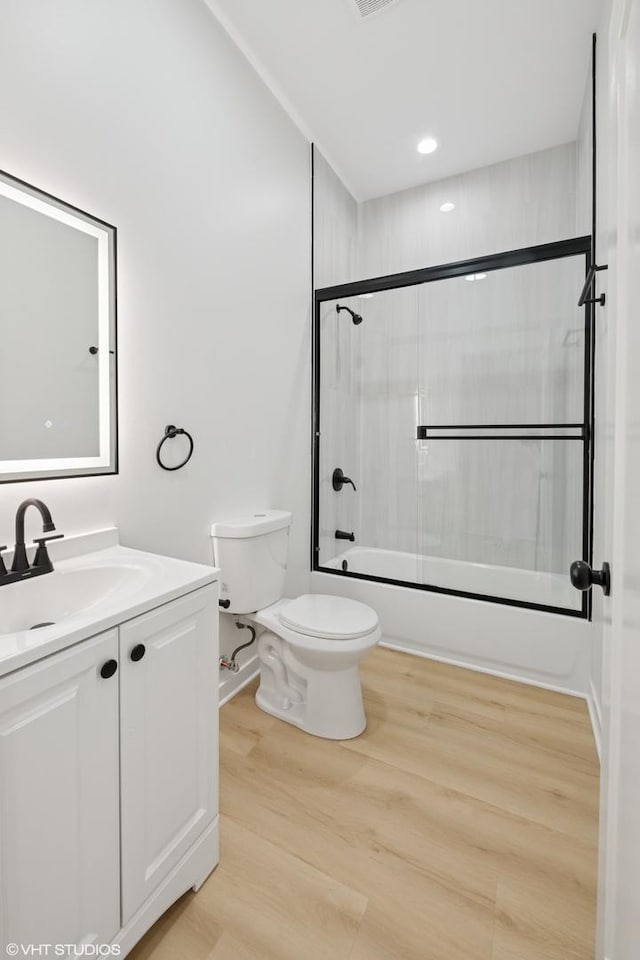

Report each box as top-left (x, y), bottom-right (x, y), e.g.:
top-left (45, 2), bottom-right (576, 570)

top-left (570, 560), bottom-right (611, 596)
top-left (332, 468), bottom-right (357, 492)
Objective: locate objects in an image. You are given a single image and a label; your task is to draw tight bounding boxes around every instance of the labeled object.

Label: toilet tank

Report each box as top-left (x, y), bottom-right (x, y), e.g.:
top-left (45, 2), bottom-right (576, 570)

top-left (210, 510), bottom-right (292, 613)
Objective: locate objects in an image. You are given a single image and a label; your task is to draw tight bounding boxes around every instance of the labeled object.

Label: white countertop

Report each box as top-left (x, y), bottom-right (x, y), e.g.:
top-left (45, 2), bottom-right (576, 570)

top-left (0, 531), bottom-right (219, 679)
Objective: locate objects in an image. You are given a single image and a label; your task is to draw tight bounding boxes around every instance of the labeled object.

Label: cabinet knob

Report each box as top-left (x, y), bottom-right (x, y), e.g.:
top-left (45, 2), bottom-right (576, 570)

top-left (130, 643), bottom-right (146, 662)
top-left (100, 659), bottom-right (118, 679)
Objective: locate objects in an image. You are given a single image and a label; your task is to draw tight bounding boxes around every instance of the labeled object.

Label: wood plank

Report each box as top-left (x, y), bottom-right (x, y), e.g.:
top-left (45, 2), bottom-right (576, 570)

top-left (195, 816), bottom-right (367, 960)
top-left (128, 645), bottom-right (599, 959)
top-left (492, 874), bottom-right (596, 960)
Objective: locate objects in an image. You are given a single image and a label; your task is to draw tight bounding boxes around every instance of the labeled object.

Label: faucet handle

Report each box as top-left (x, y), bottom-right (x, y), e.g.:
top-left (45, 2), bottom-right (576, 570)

top-left (32, 533), bottom-right (64, 570)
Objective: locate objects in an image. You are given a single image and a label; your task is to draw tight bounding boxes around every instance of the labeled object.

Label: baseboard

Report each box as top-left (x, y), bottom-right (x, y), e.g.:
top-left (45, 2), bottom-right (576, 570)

top-left (219, 639), bottom-right (591, 713)
top-left (219, 654), bottom-right (260, 706)
top-left (379, 638), bottom-right (588, 701)
top-left (587, 678), bottom-right (602, 762)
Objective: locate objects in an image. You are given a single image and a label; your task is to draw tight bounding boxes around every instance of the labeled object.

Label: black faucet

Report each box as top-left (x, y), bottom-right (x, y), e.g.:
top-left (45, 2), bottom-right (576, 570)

top-left (0, 499), bottom-right (64, 586)
top-left (335, 530), bottom-right (356, 542)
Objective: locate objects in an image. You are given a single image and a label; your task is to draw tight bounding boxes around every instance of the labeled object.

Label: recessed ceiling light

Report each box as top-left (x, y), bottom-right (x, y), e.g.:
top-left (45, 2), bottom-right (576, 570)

top-left (417, 137), bottom-right (438, 155)
top-left (358, 293), bottom-right (374, 299)
top-left (439, 202), bottom-right (456, 213)
top-left (464, 275), bottom-right (476, 282)
top-left (464, 273), bottom-right (487, 282)
top-left (474, 273), bottom-right (487, 280)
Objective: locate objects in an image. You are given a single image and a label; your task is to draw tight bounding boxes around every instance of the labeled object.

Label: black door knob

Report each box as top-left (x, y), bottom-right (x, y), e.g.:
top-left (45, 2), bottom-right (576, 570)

top-left (570, 560), bottom-right (611, 596)
top-left (100, 659), bottom-right (118, 679)
top-left (130, 644), bottom-right (146, 662)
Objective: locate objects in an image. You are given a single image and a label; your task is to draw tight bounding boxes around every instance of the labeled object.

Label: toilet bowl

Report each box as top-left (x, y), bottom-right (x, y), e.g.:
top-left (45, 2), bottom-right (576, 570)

top-left (248, 594), bottom-right (380, 739)
top-left (210, 511), bottom-right (380, 740)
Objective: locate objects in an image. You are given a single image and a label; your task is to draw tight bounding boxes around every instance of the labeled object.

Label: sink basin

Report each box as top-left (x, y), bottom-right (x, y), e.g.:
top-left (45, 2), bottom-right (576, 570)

top-left (0, 536), bottom-right (219, 678)
top-left (0, 563), bottom-right (151, 636)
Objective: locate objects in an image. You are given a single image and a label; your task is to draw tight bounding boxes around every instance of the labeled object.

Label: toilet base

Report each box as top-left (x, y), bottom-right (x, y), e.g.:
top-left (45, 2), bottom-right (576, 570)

top-left (254, 631), bottom-right (368, 740)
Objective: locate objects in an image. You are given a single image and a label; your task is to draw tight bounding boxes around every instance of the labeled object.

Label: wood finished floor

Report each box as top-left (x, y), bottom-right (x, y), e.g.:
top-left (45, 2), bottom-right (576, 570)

top-left (129, 647), bottom-right (599, 960)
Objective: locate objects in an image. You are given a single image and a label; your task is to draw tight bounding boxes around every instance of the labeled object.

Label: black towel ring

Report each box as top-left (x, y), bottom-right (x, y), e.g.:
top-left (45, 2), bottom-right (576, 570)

top-left (156, 425), bottom-right (194, 471)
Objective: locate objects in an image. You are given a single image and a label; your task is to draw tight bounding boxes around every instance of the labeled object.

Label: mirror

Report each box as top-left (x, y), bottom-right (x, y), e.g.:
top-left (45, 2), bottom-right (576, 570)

top-left (0, 169), bottom-right (117, 482)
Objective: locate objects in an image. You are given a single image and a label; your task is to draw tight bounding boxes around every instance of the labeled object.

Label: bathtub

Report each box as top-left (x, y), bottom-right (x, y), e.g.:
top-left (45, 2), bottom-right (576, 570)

top-left (313, 545), bottom-right (592, 696)
top-left (323, 545), bottom-right (577, 609)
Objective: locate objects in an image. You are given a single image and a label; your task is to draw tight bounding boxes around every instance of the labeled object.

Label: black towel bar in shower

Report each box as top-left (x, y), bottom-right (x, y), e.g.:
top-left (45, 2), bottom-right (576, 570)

top-left (417, 423), bottom-right (586, 441)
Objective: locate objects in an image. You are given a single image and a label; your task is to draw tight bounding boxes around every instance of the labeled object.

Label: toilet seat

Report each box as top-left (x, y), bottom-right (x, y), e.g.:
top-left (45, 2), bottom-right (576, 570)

top-left (279, 594), bottom-right (379, 641)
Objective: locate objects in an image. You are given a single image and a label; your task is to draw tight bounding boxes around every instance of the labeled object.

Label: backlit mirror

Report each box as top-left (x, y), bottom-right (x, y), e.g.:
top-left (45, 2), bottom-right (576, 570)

top-left (0, 169), bottom-right (117, 482)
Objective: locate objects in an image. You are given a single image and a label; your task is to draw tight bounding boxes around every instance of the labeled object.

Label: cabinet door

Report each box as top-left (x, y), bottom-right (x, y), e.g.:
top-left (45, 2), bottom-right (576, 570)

top-left (119, 586), bottom-right (218, 923)
top-left (0, 630), bottom-right (120, 949)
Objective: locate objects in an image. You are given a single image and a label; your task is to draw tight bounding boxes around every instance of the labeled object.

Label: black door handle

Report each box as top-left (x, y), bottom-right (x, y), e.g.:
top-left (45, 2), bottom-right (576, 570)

top-left (100, 659), bottom-right (118, 679)
top-left (130, 644), bottom-right (146, 662)
top-left (570, 560), bottom-right (611, 596)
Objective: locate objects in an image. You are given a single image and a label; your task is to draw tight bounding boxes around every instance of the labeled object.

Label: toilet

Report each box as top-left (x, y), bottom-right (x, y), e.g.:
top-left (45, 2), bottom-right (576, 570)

top-left (211, 510), bottom-right (380, 739)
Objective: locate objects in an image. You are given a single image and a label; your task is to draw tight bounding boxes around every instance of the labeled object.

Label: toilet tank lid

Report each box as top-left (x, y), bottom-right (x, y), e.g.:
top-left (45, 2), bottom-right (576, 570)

top-left (210, 510), bottom-right (293, 539)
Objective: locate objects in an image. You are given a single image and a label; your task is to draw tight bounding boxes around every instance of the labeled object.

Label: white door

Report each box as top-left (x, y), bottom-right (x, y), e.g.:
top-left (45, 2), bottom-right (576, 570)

top-left (598, 0), bottom-right (640, 956)
top-left (119, 587), bottom-right (218, 924)
top-left (0, 630), bottom-right (120, 950)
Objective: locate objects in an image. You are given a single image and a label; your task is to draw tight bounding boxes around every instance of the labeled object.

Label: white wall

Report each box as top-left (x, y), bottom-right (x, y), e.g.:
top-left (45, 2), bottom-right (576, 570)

top-left (0, 0), bottom-right (311, 671)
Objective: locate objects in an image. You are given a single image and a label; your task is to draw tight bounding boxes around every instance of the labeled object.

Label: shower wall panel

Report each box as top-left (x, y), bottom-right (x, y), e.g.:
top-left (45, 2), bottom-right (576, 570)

top-left (358, 143), bottom-right (577, 279)
top-left (313, 149), bottom-right (361, 563)
top-left (313, 145), bottom-right (590, 615)
top-left (322, 253), bottom-right (587, 601)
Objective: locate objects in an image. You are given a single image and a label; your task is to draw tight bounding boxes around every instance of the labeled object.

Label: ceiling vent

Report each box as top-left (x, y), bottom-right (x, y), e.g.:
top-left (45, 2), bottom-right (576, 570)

top-left (351, 0), bottom-right (402, 19)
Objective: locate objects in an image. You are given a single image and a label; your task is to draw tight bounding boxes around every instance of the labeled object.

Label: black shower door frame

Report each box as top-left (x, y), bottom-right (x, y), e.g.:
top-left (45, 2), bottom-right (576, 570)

top-left (312, 236), bottom-right (594, 619)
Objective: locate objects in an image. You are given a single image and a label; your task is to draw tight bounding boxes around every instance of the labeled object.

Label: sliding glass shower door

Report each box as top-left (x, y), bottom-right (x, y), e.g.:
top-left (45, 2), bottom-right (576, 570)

top-left (313, 238), bottom-right (593, 616)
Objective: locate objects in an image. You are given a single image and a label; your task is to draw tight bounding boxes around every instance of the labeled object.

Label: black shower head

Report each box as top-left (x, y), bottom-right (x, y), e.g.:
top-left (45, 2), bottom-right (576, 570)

top-left (336, 303), bottom-right (363, 325)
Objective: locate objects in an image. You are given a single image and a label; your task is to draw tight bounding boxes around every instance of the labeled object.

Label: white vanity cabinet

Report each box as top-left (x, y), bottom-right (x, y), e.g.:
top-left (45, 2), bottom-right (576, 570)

top-left (0, 629), bottom-right (121, 948)
top-left (119, 587), bottom-right (219, 925)
top-left (0, 582), bottom-right (219, 956)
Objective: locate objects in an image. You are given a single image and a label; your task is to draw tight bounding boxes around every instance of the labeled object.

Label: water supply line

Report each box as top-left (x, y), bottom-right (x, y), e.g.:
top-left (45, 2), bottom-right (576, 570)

top-left (219, 620), bottom-right (256, 672)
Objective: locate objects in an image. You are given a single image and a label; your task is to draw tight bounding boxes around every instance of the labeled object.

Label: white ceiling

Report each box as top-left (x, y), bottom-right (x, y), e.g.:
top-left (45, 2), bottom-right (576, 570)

top-left (204, 0), bottom-right (602, 201)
